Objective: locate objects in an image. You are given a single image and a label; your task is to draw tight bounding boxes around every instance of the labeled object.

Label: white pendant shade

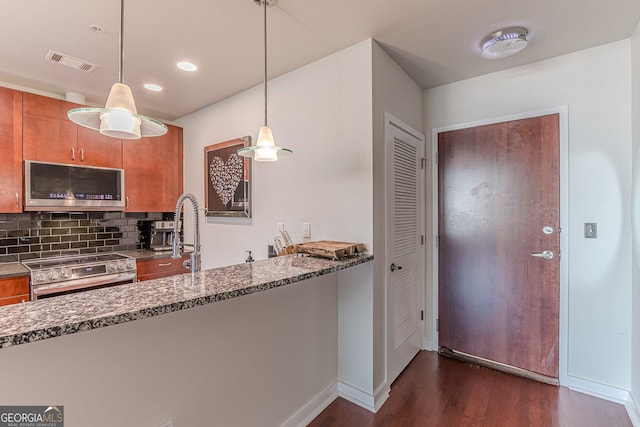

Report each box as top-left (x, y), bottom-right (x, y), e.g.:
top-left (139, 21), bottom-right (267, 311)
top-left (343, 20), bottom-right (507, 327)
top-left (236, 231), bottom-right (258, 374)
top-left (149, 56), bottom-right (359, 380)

top-left (104, 82), bottom-right (138, 113)
top-left (99, 83), bottom-right (141, 139)
top-left (67, 82), bottom-right (167, 139)
top-left (238, 125), bottom-right (291, 162)
top-left (68, 105), bottom-right (166, 140)
top-left (255, 125), bottom-right (277, 162)
top-left (237, 0), bottom-right (292, 162)
top-left (66, 0), bottom-right (167, 140)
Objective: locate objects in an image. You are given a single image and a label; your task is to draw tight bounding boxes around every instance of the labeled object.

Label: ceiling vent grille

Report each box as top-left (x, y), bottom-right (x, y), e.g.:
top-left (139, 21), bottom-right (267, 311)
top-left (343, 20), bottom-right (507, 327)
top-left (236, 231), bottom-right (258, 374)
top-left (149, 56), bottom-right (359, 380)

top-left (45, 50), bottom-right (98, 73)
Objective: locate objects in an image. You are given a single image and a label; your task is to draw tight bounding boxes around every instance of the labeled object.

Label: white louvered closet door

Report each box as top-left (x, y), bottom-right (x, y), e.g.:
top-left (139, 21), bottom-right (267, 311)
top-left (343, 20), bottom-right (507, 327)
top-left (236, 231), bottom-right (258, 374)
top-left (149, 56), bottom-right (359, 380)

top-left (385, 113), bottom-right (425, 385)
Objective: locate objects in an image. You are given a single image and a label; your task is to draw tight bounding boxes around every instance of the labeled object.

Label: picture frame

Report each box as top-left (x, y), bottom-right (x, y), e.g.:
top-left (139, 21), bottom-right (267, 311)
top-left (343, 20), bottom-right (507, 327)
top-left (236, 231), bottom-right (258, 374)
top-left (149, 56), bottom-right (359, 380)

top-left (204, 136), bottom-right (251, 218)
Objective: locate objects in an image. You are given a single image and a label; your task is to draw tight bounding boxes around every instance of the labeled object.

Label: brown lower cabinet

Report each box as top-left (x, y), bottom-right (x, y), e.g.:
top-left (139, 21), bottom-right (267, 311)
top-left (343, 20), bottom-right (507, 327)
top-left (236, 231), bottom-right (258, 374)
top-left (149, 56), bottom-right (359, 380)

top-left (0, 276), bottom-right (30, 306)
top-left (136, 254), bottom-right (191, 282)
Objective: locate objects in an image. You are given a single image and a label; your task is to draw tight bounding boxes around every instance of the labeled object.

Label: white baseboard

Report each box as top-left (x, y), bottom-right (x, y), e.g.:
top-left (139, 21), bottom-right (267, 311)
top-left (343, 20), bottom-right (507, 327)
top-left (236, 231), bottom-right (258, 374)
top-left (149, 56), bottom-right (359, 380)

top-left (373, 382), bottom-right (390, 411)
top-left (626, 393), bottom-right (640, 427)
top-left (423, 338), bottom-right (434, 351)
top-left (337, 381), bottom-right (390, 413)
top-left (566, 375), bottom-right (629, 404)
top-left (280, 382), bottom-right (338, 427)
top-left (338, 381), bottom-right (376, 412)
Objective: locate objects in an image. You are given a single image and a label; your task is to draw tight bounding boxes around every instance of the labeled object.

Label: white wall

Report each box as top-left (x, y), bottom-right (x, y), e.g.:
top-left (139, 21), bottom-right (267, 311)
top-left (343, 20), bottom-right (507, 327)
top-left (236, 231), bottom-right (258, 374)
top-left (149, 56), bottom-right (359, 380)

top-left (177, 39), bottom-right (383, 410)
top-left (0, 276), bottom-right (338, 427)
top-left (176, 41), bottom-right (373, 268)
top-left (371, 41), bottom-right (424, 393)
top-left (631, 19), bottom-right (640, 421)
top-left (423, 41), bottom-right (633, 393)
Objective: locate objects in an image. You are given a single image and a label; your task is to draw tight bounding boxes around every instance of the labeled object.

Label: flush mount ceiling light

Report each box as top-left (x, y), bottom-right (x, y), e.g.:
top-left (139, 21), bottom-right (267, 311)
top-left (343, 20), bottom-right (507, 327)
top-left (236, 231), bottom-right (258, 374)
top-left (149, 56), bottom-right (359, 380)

top-left (238, 0), bottom-right (292, 162)
top-left (480, 27), bottom-right (528, 60)
top-left (67, 0), bottom-right (167, 139)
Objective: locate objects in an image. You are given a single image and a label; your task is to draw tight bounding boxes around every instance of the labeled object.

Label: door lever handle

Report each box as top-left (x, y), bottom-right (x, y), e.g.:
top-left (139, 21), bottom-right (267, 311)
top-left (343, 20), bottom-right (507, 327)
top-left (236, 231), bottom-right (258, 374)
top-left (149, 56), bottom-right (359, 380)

top-left (531, 250), bottom-right (554, 260)
top-left (390, 263), bottom-right (403, 272)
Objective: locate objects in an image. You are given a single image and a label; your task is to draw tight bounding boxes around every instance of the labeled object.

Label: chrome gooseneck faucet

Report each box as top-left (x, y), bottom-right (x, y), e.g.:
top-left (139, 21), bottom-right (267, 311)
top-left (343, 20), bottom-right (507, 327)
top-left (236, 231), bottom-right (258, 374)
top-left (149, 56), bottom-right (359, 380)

top-left (171, 193), bottom-right (201, 273)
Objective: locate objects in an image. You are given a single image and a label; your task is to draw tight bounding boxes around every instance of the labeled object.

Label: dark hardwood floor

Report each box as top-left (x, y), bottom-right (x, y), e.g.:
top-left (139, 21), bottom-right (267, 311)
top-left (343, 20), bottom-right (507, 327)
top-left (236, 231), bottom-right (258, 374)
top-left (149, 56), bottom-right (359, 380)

top-left (308, 351), bottom-right (632, 427)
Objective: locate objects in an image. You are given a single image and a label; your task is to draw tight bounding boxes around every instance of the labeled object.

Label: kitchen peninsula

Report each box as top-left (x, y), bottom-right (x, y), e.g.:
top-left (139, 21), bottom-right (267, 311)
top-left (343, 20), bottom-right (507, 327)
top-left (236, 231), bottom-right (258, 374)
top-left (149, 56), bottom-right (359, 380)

top-left (0, 254), bottom-right (373, 427)
top-left (0, 254), bottom-right (371, 347)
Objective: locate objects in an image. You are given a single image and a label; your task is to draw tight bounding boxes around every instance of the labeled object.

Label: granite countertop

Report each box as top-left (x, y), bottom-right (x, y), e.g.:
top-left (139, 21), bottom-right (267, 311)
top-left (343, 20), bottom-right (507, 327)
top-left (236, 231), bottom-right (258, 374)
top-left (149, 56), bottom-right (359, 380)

top-left (0, 263), bottom-right (29, 278)
top-left (0, 254), bottom-right (373, 349)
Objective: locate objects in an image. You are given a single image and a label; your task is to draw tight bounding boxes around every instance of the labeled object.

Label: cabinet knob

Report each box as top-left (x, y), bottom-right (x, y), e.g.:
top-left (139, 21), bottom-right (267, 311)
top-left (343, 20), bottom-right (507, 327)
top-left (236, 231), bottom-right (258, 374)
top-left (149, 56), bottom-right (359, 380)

top-left (80, 148), bottom-right (85, 161)
top-left (71, 147), bottom-right (75, 160)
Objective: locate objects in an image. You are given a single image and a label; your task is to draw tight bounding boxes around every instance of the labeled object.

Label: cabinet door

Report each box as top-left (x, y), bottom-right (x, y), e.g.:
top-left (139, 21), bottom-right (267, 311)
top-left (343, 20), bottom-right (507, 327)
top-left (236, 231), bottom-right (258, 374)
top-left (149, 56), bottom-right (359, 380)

top-left (0, 87), bottom-right (23, 212)
top-left (0, 276), bottom-right (30, 306)
top-left (23, 93), bottom-right (123, 168)
top-left (77, 126), bottom-right (123, 168)
top-left (0, 294), bottom-right (29, 306)
top-left (23, 93), bottom-right (77, 163)
top-left (136, 255), bottom-right (190, 281)
top-left (123, 124), bottom-right (183, 212)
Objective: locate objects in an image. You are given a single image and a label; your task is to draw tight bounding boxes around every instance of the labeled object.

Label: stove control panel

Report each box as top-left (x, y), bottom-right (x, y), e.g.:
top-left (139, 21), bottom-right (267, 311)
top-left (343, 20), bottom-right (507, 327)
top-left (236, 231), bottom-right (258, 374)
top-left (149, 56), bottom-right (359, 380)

top-left (28, 256), bottom-right (137, 285)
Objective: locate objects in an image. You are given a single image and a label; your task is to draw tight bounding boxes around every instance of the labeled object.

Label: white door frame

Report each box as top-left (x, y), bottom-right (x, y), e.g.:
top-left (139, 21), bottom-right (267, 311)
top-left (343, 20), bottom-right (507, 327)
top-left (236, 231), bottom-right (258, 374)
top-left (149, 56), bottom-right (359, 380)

top-left (384, 111), bottom-right (426, 383)
top-left (430, 106), bottom-right (569, 386)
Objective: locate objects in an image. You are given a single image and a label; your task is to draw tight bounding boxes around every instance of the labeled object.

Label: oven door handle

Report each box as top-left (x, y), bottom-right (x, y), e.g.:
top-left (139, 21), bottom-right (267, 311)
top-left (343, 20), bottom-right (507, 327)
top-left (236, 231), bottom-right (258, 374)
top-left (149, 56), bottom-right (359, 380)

top-left (31, 272), bottom-right (137, 299)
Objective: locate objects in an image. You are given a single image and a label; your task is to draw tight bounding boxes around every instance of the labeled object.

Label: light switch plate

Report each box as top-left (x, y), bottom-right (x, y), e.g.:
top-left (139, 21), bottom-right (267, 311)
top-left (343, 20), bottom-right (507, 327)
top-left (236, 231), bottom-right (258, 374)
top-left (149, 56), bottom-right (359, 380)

top-left (584, 223), bottom-right (597, 239)
top-left (303, 222), bottom-right (311, 238)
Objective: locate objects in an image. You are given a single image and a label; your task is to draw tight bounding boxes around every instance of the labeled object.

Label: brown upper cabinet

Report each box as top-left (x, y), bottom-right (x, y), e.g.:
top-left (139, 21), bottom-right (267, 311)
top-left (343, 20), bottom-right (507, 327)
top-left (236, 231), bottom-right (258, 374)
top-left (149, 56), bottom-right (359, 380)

top-left (123, 124), bottom-right (184, 212)
top-left (22, 93), bottom-right (123, 168)
top-left (0, 87), bottom-right (23, 213)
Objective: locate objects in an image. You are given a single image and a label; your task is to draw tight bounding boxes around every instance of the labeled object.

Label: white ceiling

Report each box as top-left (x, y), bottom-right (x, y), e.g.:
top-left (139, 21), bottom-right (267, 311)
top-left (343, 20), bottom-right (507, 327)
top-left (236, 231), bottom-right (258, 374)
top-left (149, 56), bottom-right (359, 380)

top-left (2, 0), bottom-right (639, 122)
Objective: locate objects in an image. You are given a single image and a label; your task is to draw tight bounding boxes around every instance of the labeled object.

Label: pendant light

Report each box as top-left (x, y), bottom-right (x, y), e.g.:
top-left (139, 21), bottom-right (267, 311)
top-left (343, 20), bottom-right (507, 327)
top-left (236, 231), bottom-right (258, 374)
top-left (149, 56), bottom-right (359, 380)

top-left (67, 0), bottom-right (167, 139)
top-left (238, 0), bottom-right (292, 162)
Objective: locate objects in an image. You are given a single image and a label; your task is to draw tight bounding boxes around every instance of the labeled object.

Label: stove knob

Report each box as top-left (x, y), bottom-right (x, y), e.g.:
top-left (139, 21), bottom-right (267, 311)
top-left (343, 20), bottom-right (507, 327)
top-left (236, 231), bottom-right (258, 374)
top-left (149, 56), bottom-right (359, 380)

top-left (63, 268), bottom-right (72, 279)
top-left (118, 262), bottom-right (125, 271)
top-left (107, 263), bottom-right (116, 273)
top-left (126, 260), bottom-right (135, 270)
top-left (48, 270), bottom-right (58, 280)
top-left (35, 272), bottom-right (45, 282)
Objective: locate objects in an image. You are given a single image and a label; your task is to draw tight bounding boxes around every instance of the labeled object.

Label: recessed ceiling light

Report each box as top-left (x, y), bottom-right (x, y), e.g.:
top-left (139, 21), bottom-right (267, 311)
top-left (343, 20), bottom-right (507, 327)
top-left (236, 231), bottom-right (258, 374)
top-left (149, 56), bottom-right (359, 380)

top-left (177, 61), bottom-right (197, 72)
top-left (144, 83), bottom-right (163, 92)
top-left (480, 27), bottom-right (528, 60)
top-left (88, 24), bottom-right (104, 34)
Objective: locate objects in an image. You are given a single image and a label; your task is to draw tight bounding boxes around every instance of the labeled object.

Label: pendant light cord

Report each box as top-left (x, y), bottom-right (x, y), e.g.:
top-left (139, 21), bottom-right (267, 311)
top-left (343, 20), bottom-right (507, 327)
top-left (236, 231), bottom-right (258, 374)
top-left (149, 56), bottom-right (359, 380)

top-left (263, 0), bottom-right (268, 126)
top-left (119, 0), bottom-right (124, 84)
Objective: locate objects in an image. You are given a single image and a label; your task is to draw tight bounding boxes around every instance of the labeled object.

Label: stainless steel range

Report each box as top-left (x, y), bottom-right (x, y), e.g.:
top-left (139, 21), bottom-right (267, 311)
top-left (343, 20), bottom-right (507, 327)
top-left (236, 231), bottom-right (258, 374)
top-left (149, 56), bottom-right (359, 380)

top-left (23, 253), bottom-right (137, 300)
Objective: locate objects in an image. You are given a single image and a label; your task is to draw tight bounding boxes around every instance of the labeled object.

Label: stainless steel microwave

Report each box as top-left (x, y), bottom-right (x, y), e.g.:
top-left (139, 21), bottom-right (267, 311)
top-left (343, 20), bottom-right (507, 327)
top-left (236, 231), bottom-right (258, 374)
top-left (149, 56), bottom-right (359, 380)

top-left (24, 161), bottom-right (125, 211)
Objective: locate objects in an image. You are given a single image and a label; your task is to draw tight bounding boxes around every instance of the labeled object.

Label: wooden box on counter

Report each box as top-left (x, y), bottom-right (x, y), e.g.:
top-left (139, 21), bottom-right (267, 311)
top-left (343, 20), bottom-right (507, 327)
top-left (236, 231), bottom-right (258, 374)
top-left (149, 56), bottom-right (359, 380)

top-left (281, 241), bottom-right (367, 260)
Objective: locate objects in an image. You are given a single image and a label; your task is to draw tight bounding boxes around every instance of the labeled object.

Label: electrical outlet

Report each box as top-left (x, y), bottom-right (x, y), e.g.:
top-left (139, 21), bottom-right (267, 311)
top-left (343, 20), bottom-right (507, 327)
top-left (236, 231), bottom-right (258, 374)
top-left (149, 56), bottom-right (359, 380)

top-left (277, 222), bottom-right (284, 234)
top-left (302, 222), bottom-right (311, 238)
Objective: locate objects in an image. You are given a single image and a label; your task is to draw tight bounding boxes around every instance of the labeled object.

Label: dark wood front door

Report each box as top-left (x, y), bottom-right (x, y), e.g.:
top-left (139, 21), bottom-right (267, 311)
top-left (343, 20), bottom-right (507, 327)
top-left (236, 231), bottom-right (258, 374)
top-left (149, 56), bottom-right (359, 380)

top-left (438, 114), bottom-right (560, 378)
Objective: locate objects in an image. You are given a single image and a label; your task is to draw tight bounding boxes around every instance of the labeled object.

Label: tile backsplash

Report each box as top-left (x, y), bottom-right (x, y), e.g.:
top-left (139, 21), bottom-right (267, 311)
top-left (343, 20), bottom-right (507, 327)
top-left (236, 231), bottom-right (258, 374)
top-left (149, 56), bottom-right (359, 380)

top-left (0, 211), bottom-right (169, 263)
